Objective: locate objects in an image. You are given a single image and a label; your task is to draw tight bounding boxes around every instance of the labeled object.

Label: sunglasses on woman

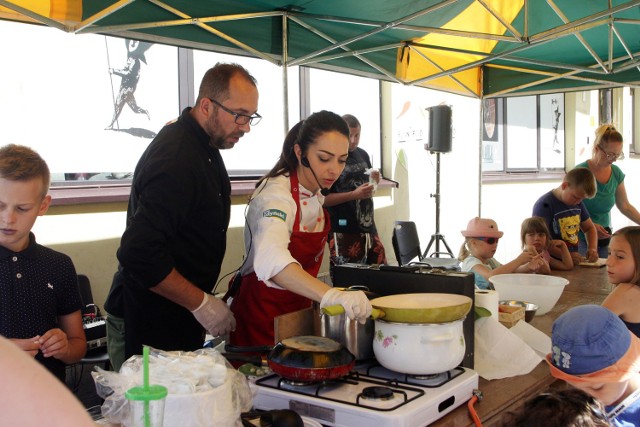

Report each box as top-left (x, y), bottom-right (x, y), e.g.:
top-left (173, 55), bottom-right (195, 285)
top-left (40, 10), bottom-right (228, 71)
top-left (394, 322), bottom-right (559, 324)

top-left (476, 237), bottom-right (499, 244)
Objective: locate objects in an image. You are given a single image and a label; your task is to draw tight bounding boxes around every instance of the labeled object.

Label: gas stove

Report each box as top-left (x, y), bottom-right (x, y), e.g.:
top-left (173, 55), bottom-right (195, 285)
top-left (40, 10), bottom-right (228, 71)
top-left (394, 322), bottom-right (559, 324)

top-left (251, 362), bottom-right (479, 427)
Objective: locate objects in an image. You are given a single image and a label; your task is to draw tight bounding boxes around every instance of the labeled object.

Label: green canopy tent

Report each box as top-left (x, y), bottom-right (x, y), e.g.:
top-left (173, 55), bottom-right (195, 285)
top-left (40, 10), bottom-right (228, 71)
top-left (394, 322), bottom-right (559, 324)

top-left (1, 0), bottom-right (639, 99)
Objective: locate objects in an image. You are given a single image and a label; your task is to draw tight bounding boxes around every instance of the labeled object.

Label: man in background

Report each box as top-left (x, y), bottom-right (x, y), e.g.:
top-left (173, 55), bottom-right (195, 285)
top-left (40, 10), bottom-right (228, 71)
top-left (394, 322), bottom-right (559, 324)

top-left (324, 114), bottom-right (386, 278)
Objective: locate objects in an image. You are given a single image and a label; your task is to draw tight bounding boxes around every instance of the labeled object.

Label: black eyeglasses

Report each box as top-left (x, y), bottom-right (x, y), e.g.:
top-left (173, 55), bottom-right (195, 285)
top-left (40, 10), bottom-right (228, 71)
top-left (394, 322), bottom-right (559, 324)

top-left (208, 98), bottom-right (261, 126)
top-left (598, 145), bottom-right (624, 161)
top-left (476, 237), bottom-right (499, 244)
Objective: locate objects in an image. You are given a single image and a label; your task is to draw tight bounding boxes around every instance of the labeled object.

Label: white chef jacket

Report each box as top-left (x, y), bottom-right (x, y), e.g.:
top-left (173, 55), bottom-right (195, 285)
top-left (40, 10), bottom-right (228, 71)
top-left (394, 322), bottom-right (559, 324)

top-left (240, 174), bottom-right (326, 288)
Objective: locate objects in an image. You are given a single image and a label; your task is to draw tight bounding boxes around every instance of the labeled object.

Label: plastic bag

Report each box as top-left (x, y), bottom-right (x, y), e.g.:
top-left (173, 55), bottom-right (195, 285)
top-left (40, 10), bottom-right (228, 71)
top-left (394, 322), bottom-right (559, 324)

top-left (92, 347), bottom-right (252, 427)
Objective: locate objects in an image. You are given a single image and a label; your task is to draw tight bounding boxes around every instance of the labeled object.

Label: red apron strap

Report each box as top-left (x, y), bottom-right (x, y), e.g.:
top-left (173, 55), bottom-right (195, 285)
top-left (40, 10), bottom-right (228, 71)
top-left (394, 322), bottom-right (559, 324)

top-left (230, 172), bottom-right (329, 346)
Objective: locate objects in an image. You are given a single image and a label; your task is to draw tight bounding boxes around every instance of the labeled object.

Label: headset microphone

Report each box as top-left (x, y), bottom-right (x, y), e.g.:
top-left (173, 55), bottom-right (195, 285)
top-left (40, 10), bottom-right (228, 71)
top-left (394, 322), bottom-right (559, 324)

top-left (301, 157), bottom-right (330, 196)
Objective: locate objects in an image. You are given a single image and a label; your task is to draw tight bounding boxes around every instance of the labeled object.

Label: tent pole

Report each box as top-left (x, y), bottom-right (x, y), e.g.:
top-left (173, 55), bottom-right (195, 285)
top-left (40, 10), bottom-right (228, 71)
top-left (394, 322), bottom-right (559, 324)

top-left (478, 97), bottom-right (484, 217)
top-left (282, 14), bottom-right (290, 133)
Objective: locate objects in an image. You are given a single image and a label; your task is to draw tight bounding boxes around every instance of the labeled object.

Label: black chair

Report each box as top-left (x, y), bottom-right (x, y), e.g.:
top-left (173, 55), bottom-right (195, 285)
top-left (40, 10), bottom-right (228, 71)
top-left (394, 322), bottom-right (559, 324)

top-left (78, 274), bottom-right (100, 318)
top-left (75, 275), bottom-right (110, 369)
top-left (392, 221), bottom-right (460, 270)
top-left (392, 221), bottom-right (424, 266)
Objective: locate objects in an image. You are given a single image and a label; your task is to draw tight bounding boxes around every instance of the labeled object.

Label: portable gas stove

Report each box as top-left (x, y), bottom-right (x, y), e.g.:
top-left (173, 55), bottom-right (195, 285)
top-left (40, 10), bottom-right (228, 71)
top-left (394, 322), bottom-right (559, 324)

top-left (251, 362), bottom-right (479, 427)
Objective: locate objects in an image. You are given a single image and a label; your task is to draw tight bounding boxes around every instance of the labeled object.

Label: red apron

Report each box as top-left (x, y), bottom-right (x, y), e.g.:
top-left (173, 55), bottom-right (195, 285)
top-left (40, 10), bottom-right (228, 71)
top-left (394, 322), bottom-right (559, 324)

top-left (229, 172), bottom-right (330, 347)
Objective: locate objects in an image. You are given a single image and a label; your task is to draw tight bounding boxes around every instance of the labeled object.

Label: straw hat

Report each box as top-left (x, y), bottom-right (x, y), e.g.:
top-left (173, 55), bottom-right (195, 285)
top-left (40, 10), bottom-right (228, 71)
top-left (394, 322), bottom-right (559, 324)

top-left (461, 217), bottom-right (504, 238)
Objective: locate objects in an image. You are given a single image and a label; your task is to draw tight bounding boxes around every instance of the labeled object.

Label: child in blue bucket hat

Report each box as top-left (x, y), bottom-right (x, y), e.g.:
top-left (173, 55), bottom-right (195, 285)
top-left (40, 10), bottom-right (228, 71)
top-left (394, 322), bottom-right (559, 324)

top-left (546, 305), bottom-right (640, 426)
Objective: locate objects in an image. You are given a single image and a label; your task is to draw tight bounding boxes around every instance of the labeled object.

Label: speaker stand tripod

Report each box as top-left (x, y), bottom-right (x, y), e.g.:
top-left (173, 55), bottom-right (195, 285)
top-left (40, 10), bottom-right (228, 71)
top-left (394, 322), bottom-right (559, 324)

top-left (422, 152), bottom-right (454, 259)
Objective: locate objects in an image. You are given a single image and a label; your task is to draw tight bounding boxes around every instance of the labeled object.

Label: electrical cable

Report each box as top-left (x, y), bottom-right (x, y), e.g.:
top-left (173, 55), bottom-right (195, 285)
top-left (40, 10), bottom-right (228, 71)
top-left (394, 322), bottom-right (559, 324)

top-left (467, 390), bottom-right (483, 427)
top-left (300, 156), bottom-right (329, 196)
top-left (213, 177), bottom-right (269, 295)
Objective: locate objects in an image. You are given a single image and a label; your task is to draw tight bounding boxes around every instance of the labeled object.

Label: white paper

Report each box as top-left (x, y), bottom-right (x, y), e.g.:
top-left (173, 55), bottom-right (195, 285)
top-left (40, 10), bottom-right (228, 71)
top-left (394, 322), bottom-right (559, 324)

top-left (473, 317), bottom-right (542, 380)
top-left (578, 258), bottom-right (607, 268)
top-left (510, 320), bottom-right (552, 358)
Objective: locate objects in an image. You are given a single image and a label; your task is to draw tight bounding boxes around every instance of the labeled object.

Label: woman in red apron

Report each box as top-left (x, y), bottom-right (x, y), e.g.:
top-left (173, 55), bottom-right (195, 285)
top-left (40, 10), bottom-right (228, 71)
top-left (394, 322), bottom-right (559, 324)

top-left (229, 111), bottom-right (372, 347)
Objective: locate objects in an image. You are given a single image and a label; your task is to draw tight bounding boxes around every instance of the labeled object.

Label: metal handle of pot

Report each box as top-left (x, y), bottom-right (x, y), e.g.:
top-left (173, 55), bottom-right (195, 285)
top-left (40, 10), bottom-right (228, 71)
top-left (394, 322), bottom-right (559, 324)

top-left (321, 305), bottom-right (384, 319)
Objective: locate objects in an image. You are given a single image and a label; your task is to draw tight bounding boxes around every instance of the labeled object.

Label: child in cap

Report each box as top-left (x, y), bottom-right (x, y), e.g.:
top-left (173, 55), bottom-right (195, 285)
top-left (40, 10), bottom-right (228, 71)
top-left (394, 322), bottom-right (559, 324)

top-left (501, 388), bottom-right (609, 427)
top-left (602, 226), bottom-right (640, 338)
top-left (520, 216), bottom-right (573, 272)
top-left (532, 168), bottom-right (600, 266)
top-left (547, 305), bottom-right (640, 426)
top-left (458, 217), bottom-right (544, 289)
top-left (0, 144), bottom-right (86, 382)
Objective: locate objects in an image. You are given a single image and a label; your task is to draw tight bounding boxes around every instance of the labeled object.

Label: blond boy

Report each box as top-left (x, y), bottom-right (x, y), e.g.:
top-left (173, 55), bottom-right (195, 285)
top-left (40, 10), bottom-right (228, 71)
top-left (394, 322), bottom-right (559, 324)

top-left (0, 144), bottom-right (86, 381)
top-left (532, 167), bottom-right (599, 265)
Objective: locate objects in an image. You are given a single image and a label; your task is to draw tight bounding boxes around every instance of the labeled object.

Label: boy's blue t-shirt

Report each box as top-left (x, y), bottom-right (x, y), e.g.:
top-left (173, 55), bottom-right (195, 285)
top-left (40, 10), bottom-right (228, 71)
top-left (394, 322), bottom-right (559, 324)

top-left (607, 396), bottom-right (640, 427)
top-left (532, 190), bottom-right (590, 253)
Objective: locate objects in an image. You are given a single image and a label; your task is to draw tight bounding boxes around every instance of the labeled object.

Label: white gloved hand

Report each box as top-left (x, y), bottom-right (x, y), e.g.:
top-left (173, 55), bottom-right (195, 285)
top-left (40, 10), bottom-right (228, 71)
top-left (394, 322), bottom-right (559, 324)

top-left (191, 293), bottom-right (236, 337)
top-left (320, 288), bottom-right (372, 324)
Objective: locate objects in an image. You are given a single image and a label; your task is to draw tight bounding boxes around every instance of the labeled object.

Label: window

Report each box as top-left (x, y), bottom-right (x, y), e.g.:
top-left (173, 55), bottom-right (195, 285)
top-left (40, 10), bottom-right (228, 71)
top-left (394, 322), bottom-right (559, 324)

top-left (482, 94), bottom-right (565, 175)
top-left (631, 88), bottom-right (639, 154)
top-left (0, 20), bottom-right (384, 191)
top-left (0, 20), bottom-right (179, 184)
top-left (193, 51), bottom-right (301, 177)
top-left (308, 69), bottom-right (382, 169)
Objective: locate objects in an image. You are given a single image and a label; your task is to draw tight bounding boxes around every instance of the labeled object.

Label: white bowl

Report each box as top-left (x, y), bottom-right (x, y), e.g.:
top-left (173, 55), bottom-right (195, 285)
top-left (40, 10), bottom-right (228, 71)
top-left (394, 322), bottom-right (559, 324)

top-left (490, 274), bottom-right (568, 315)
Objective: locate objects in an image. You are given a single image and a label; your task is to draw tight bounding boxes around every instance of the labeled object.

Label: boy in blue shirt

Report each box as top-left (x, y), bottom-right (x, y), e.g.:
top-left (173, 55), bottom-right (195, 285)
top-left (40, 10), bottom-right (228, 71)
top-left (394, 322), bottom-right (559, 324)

top-left (532, 167), bottom-right (599, 265)
top-left (0, 144), bottom-right (86, 381)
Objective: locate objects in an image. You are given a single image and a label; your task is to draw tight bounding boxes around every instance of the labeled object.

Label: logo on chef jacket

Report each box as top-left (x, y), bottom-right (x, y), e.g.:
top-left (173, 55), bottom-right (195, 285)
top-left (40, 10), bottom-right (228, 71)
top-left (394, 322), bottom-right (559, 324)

top-left (263, 209), bottom-right (287, 222)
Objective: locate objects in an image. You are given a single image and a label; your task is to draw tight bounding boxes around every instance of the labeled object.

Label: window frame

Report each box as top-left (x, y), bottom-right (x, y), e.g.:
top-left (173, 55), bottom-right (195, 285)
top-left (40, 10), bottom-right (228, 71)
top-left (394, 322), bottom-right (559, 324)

top-left (481, 94), bottom-right (566, 182)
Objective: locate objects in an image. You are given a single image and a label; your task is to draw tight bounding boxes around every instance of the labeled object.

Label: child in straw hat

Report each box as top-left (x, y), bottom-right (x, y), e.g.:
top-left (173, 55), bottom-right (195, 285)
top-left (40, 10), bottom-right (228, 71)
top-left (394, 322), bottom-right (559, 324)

top-left (458, 217), bottom-right (544, 289)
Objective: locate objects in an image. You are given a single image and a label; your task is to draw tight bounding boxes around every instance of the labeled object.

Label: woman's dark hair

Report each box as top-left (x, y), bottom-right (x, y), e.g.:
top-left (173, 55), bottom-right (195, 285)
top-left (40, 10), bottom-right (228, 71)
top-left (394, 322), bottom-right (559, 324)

top-left (260, 110), bottom-right (349, 185)
top-left (502, 388), bottom-right (608, 427)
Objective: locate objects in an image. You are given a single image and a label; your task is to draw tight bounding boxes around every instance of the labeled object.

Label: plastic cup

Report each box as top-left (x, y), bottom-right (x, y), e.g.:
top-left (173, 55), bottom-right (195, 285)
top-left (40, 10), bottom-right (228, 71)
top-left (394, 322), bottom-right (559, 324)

top-left (368, 168), bottom-right (379, 194)
top-left (126, 384), bottom-right (168, 427)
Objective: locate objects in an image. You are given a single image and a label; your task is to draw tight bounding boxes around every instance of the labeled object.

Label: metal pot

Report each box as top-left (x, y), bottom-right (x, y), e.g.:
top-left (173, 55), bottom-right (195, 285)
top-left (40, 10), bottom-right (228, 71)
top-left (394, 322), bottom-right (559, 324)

top-left (317, 286), bottom-right (378, 360)
top-left (373, 317), bottom-right (465, 375)
top-left (267, 336), bottom-right (355, 382)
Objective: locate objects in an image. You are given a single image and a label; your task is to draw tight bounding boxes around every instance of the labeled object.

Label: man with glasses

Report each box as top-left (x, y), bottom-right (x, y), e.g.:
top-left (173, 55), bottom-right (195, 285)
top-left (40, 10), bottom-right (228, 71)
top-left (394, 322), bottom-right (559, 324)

top-left (104, 62), bottom-right (260, 369)
top-left (574, 124), bottom-right (640, 258)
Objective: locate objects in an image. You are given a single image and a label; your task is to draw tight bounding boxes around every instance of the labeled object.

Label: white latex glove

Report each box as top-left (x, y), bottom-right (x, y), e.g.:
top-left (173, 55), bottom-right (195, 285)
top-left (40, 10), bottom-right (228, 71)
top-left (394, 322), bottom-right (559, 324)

top-left (191, 293), bottom-right (236, 337)
top-left (320, 288), bottom-right (372, 324)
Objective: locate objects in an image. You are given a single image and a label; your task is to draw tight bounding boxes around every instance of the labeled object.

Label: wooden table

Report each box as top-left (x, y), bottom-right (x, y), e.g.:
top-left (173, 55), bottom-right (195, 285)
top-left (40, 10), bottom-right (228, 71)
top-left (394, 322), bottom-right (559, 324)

top-left (431, 266), bottom-right (612, 427)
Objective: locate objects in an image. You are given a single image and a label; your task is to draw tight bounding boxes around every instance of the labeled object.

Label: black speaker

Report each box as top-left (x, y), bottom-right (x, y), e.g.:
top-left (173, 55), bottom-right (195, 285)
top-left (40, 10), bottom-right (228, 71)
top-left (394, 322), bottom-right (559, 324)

top-left (426, 105), bottom-right (452, 153)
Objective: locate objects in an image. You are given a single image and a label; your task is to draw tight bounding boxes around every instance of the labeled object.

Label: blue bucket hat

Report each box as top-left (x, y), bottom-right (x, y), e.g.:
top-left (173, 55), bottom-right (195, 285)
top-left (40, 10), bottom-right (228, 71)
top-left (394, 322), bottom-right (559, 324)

top-left (545, 305), bottom-right (640, 383)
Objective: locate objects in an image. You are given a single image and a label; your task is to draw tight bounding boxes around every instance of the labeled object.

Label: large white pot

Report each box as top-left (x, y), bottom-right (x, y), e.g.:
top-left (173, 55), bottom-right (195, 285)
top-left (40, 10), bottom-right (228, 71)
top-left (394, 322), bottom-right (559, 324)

top-left (373, 318), bottom-right (465, 375)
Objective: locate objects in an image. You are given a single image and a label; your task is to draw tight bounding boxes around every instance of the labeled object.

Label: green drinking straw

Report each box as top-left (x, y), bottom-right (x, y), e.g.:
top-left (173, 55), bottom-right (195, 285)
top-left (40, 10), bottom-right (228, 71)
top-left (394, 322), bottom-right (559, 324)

top-left (143, 345), bottom-right (150, 427)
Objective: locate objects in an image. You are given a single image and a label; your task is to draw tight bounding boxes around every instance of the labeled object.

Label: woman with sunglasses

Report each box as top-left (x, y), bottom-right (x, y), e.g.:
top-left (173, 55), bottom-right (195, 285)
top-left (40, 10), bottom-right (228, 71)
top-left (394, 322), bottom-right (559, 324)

top-left (575, 124), bottom-right (640, 258)
top-left (458, 217), bottom-right (544, 289)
